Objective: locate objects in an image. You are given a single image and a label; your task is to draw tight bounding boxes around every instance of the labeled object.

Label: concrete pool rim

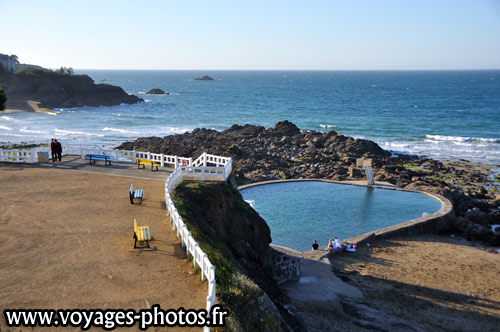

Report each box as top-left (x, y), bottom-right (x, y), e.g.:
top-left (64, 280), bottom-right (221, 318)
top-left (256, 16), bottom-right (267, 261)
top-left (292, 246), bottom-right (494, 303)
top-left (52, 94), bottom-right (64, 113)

top-left (238, 179), bottom-right (454, 255)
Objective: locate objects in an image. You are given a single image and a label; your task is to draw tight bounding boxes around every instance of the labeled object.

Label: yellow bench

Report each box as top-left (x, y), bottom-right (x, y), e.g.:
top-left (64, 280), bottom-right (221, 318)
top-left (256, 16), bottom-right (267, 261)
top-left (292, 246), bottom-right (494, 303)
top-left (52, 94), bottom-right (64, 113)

top-left (133, 219), bottom-right (151, 248)
top-left (136, 158), bottom-right (159, 171)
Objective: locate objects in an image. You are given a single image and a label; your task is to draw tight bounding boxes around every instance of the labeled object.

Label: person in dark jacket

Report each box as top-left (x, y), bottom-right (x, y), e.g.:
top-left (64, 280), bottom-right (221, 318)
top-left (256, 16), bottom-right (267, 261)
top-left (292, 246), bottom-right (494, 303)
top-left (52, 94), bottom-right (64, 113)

top-left (54, 139), bottom-right (62, 161)
top-left (50, 139), bottom-right (57, 162)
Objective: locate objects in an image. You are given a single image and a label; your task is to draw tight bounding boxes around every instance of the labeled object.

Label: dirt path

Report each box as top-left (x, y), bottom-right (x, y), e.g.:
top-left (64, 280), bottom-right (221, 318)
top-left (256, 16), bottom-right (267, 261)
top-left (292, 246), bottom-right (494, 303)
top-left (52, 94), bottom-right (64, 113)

top-left (289, 234), bottom-right (499, 332)
top-left (0, 163), bottom-right (206, 331)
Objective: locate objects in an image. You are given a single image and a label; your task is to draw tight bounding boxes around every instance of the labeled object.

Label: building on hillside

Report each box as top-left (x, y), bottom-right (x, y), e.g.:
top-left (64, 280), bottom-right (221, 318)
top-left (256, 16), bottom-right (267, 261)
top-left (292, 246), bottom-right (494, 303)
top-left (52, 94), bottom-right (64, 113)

top-left (0, 54), bottom-right (19, 73)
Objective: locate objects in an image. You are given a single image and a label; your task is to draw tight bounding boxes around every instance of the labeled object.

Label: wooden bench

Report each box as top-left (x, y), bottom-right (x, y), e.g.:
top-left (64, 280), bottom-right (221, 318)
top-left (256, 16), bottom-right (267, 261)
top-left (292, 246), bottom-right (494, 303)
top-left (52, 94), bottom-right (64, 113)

top-left (133, 219), bottom-right (151, 248)
top-left (136, 158), bottom-right (159, 171)
top-left (129, 184), bottom-right (143, 204)
top-left (86, 154), bottom-right (111, 166)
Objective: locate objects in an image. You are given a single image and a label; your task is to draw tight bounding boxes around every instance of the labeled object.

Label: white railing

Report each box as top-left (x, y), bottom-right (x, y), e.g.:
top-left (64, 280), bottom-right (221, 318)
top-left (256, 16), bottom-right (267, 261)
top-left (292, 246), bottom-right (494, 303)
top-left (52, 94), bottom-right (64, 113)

top-left (0, 145), bottom-right (232, 181)
top-left (165, 167), bottom-right (217, 332)
top-left (0, 149), bottom-right (37, 163)
top-left (193, 152), bottom-right (231, 168)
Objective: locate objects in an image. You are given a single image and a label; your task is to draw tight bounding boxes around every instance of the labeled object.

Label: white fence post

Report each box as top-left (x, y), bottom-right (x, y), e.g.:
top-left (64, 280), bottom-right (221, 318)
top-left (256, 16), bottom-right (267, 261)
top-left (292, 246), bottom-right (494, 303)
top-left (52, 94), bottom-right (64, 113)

top-left (160, 153), bottom-right (164, 167)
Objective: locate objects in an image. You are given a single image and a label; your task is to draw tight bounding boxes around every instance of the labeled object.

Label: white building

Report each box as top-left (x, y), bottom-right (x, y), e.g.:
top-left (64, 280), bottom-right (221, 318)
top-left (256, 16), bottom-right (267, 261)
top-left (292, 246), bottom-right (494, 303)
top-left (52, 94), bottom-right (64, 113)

top-left (0, 54), bottom-right (19, 73)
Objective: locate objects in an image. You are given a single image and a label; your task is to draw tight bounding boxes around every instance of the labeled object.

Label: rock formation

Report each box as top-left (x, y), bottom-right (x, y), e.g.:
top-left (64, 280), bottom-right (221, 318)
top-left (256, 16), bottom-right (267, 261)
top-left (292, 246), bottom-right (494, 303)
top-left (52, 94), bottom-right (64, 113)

top-left (194, 75), bottom-right (214, 81)
top-left (118, 121), bottom-right (500, 246)
top-left (146, 88), bottom-right (169, 95)
top-left (0, 66), bottom-right (142, 108)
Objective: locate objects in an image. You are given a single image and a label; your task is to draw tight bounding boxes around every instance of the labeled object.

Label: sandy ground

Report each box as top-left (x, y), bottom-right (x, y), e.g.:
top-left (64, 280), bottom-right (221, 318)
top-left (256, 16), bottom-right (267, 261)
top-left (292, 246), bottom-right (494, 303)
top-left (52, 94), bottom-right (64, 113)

top-left (0, 163), bottom-right (207, 331)
top-left (286, 234), bottom-right (500, 332)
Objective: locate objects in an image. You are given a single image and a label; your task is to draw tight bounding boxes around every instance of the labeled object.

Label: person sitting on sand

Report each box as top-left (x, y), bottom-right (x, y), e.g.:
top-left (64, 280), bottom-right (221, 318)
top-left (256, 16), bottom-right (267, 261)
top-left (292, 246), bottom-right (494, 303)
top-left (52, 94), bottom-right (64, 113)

top-left (328, 239), bottom-right (334, 252)
top-left (312, 240), bottom-right (319, 250)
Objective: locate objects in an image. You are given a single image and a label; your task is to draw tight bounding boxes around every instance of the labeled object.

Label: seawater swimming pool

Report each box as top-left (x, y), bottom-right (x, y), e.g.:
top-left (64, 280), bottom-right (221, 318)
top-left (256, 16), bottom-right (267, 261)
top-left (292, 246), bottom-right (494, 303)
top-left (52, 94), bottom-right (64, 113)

top-left (240, 181), bottom-right (442, 252)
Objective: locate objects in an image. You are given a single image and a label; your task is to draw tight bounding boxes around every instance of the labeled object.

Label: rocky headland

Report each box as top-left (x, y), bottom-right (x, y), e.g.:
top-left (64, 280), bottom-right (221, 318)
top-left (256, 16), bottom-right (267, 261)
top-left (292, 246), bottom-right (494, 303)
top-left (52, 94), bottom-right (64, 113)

top-left (118, 120), bottom-right (500, 246)
top-left (0, 66), bottom-right (142, 108)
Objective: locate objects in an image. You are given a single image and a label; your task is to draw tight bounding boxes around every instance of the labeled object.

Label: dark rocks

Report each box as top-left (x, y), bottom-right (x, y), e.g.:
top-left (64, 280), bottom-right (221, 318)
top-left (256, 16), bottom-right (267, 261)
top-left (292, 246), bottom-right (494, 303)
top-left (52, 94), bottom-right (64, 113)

top-left (272, 120), bottom-right (301, 137)
top-left (194, 75), bottom-right (214, 81)
top-left (118, 120), bottom-right (500, 246)
top-left (0, 66), bottom-right (142, 108)
top-left (465, 208), bottom-right (490, 225)
top-left (146, 88), bottom-right (168, 95)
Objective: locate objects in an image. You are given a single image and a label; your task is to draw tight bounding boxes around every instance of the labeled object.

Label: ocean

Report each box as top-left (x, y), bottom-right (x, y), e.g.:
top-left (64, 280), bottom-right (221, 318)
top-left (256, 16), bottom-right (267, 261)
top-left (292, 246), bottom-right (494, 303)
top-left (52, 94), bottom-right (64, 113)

top-left (1, 70), bottom-right (499, 164)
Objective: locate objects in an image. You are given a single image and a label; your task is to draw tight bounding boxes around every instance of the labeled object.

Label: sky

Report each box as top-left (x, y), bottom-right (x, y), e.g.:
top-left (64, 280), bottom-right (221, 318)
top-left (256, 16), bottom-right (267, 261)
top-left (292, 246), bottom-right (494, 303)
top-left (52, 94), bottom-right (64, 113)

top-left (2, 0), bottom-right (500, 70)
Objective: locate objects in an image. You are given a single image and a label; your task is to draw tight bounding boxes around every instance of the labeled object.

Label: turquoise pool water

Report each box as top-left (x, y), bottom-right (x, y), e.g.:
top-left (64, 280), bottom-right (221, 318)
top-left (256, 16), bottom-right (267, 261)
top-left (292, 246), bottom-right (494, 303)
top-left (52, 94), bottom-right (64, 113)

top-left (240, 181), bottom-right (442, 252)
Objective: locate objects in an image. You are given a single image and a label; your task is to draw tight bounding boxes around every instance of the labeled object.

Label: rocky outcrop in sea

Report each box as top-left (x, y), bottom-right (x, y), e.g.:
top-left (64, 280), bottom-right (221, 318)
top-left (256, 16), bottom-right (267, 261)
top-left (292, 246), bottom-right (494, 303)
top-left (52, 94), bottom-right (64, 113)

top-left (146, 88), bottom-right (169, 95)
top-left (118, 120), bottom-right (500, 245)
top-left (194, 75), bottom-right (214, 81)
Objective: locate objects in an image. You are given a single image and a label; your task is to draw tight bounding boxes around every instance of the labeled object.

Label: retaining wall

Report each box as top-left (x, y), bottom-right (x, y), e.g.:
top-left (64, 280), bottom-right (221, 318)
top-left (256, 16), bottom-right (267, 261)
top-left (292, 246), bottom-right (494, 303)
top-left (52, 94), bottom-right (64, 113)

top-left (271, 248), bottom-right (301, 284)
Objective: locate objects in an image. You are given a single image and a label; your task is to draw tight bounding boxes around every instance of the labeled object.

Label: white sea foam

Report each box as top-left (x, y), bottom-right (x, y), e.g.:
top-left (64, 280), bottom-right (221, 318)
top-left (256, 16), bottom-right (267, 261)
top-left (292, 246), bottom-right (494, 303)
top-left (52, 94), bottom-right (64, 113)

top-left (160, 126), bottom-right (190, 133)
top-left (426, 134), bottom-right (499, 143)
top-left (319, 124), bottom-right (336, 128)
top-left (55, 129), bottom-right (105, 137)
top-left (426, 134), bottom-right (470, 142)
top-left (1, 133), bottom-right (25, 137)
top-left (20, 127), bottom-right (50, 134)
top-left (102, 127), bottom-right (140, 134)
top-left (0, 126), bottom-right (12, 131)
top-left (381, 135), bottom-right (500, 164)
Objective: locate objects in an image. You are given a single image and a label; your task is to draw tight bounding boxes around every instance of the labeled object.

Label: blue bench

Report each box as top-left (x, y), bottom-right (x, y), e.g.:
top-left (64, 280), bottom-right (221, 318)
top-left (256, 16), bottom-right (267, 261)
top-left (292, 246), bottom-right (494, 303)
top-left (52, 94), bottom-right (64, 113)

top-left (86, 154), bottom-right (111, 166)
top-left (129, 184), bottom-right (143, 204)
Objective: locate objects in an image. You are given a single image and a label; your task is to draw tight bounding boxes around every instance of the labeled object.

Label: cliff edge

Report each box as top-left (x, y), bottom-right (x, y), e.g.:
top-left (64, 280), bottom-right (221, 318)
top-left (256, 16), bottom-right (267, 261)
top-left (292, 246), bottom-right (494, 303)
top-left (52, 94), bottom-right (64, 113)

top-left (172, 181), bottom-right (307, 332)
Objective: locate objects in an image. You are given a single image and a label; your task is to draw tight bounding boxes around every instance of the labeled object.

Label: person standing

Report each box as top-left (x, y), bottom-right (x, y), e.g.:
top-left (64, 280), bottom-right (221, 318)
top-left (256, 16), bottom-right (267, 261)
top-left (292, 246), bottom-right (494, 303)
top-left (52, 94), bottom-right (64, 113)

top-left (50, 139), bottom-right (57, 162)
top-left (54, 139), bottom-right (62, 162)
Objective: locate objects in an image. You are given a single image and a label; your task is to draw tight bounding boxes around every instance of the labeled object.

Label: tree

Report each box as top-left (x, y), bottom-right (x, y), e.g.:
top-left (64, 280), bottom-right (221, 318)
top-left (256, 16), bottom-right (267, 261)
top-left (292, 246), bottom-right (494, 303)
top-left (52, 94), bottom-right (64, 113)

top-left (55, 66), bottom-right (74, 76)
top-left (0, 84), bottom-right (7, 110)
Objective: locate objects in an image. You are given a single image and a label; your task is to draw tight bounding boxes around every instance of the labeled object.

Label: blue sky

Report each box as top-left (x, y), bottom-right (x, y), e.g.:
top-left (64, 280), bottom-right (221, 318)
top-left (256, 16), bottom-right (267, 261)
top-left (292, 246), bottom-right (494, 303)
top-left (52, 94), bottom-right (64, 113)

top-left (2, 0), bottom-right (500, 70)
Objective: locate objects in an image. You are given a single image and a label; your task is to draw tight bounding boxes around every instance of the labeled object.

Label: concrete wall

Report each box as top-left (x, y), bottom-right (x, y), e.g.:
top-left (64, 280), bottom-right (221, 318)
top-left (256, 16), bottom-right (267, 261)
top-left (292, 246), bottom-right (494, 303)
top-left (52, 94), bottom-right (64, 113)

top-left (5, 100), bottom-right (32, 111)
top-left (272, 248), bottom-right (301, 284)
